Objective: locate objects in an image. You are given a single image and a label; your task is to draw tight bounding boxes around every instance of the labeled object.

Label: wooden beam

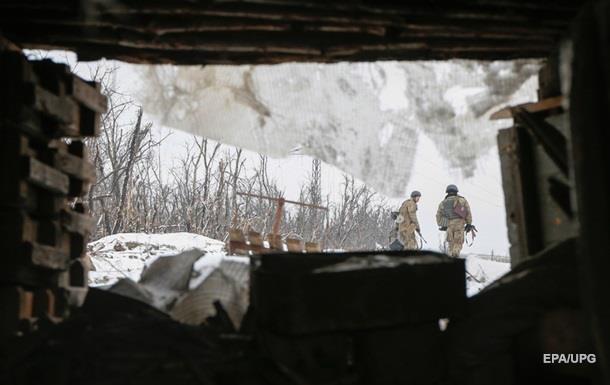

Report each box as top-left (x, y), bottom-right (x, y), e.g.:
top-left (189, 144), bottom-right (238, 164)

top-left (237, 191), bottom-right (328, 210)
top-left (0, 0), bottom-right (576, 64)
top-left (0, 12), bottom-right (566, 37)
top-left (22, 241), bottom-right (70, 270)
top-left (490, 96), bottom-right (564, 120)
top-left (91, 1), bottom-right (578, 27)
top-left (23, 156), bottom-right (70, 195)
top-left (511, 107), bottom-right (568, 176)
top-left (53, 151), bottom-right (95, 182)
top-left (0, 34), bottom-right (21, 52)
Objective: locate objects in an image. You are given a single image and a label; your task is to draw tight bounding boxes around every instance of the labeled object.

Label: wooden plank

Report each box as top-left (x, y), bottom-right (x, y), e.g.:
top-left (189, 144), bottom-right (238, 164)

top-left (0, 0), bottom-right (583, 64)
top-left (0, 109), bottom-right (48, 141)
top-left (229, 228), bottom-right (246, 243)
top-left (0, 35), bottom-right (21, 52)
top-left (23, 156), bottom-right (70, 195)
top-left (54, 260), bottom-right (89, 307)
top-left (497, 128), bottom-right (528, 265)
top-left (45, 142), bottom-right (95, 198)
top-left (227, 240), bottom-right (251, 255)
top-left (0, 286), bottom-right (34, 335)
top-left (23, 241), bottom-right (70, 270)
top-left (60, 208), bottom-right (94, 235)
top-left (490, 95), bottom-right (564, 120)
top-left (30, 59), bottom-right (105, 137)
top-left (286, 238), bottom-right (304, 252)
top-left (24, 82), bottom-right (80, 135)
top-left (247, 231), bottom-right (264, 247)
top-left (512, 107), bottom-right (568, 175)
top-left (32, 288), bottom-right (55, 318)
top-left (17, 288), bottom-right (34, 320)
top-left (54, 150), bottom-right (95, 182)
top-left (0, 210), bottom-right (40, 247)
top-left (266, 233), bottom-right (283, 251)
top-left (69, 77), bottom-right (108, 113)
top-left (227, 239), bottom-right (273, 255)
top-left (305, 242), bottom-right (322, 253)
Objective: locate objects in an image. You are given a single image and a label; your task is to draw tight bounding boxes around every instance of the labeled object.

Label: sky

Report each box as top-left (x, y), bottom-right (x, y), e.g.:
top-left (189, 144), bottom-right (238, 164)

top-left (28, 50), bottom-right (513, 256)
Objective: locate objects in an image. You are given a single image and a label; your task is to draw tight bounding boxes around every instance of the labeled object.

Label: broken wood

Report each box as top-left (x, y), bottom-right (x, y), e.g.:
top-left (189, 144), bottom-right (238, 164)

top-left (511, 106), bottom-right (569, 175)
top-left (490, 95), bottom-right (564, 120)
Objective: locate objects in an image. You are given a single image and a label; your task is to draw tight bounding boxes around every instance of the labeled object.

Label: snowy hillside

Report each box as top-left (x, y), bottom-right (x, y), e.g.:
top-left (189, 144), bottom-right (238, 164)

top-left (87, 232), bottom-right (226, 286)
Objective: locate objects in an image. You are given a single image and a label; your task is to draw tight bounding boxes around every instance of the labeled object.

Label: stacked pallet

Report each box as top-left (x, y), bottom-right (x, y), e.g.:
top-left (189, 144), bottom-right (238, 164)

top-left (0, 51), bottom-right (105, 337)
top-left (227, 228), bottom-right (322, 255)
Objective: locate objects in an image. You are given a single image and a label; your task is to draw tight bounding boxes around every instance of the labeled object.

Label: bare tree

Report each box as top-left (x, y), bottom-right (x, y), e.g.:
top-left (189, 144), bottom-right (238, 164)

top-left (87, 65), bottom-right (394, 250)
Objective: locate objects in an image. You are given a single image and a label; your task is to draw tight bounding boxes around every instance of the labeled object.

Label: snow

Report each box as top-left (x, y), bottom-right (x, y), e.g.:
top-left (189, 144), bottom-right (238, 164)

top-left (87, 232), bottom-right (252, 327)
top-left (464, 254), bottom-right (511, 297)
top-left (188, 253), bottom-right (249, 290)
top-left (87, 232), bottom-right (509, 320)
top-left (87, 232), bottom-right (225, 286)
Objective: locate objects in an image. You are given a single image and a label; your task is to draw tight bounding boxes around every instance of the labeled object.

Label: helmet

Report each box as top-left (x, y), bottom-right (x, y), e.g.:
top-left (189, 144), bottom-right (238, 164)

top-left (446, 184), bottom-right (459, 193)
top-left (410, 190), bottom-right (421, 198)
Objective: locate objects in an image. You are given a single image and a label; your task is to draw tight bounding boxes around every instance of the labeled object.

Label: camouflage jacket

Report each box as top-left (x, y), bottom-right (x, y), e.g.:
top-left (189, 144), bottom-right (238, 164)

top-left (398, 198), bottom-right (420, 230)
top-left (436, 195), bottom-right (472, 227)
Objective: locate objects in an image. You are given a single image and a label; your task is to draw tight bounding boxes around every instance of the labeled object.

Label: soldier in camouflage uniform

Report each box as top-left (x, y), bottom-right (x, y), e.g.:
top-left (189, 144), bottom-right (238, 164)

top-left (397, 190), bottom-right (422, 250)
top-left (436, 185), bottom-right (473, 257)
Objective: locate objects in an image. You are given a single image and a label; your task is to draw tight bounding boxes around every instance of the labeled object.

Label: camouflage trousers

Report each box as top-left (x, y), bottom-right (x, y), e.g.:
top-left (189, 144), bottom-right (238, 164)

top-left (399, 223), bottom-right (418, 250)
top-left (446, 219), bottom-right (465, 257)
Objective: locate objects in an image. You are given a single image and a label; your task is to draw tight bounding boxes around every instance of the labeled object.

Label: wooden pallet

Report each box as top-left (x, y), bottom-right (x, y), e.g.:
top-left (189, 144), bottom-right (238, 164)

top-left (227, 228), bottom-right (321, 255)
top-left (0, 51), bottom-right (105, 336)
top-left (0, 285), bottom-right (72, 337)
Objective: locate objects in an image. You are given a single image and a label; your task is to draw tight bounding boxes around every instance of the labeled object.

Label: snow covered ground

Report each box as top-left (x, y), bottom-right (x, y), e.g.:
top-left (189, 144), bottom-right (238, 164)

top-left (87, 232), bottom-right (510, 298)
top-left (464, 253), bottom-right (511, 296)
top-left (87, 232), bottom-right (226, 287)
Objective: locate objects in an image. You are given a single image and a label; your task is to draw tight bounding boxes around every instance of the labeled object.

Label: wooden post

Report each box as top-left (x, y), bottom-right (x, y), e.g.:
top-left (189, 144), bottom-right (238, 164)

top-left (234, 191), bottom-right (328, 251)
top-left (570, 2), bottom-right (610, 380)
top-left (272, 198), bottom-right (285, 237)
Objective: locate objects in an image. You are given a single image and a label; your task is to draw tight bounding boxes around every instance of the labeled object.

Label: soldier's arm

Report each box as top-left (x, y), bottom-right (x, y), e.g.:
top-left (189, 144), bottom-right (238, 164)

top-left (407, 201), bottom-right (420, 229)
top-left (397, 201), bottom-right (408, 223)
top-left (464, 198), bottom-right (473, 224)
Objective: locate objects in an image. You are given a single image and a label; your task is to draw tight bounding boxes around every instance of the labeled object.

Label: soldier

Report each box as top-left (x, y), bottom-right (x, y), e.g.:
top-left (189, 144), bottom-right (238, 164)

top-left (397, 190), bottom-right (422, 250)
top-left (436, 184), bottom-right (473, 257)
